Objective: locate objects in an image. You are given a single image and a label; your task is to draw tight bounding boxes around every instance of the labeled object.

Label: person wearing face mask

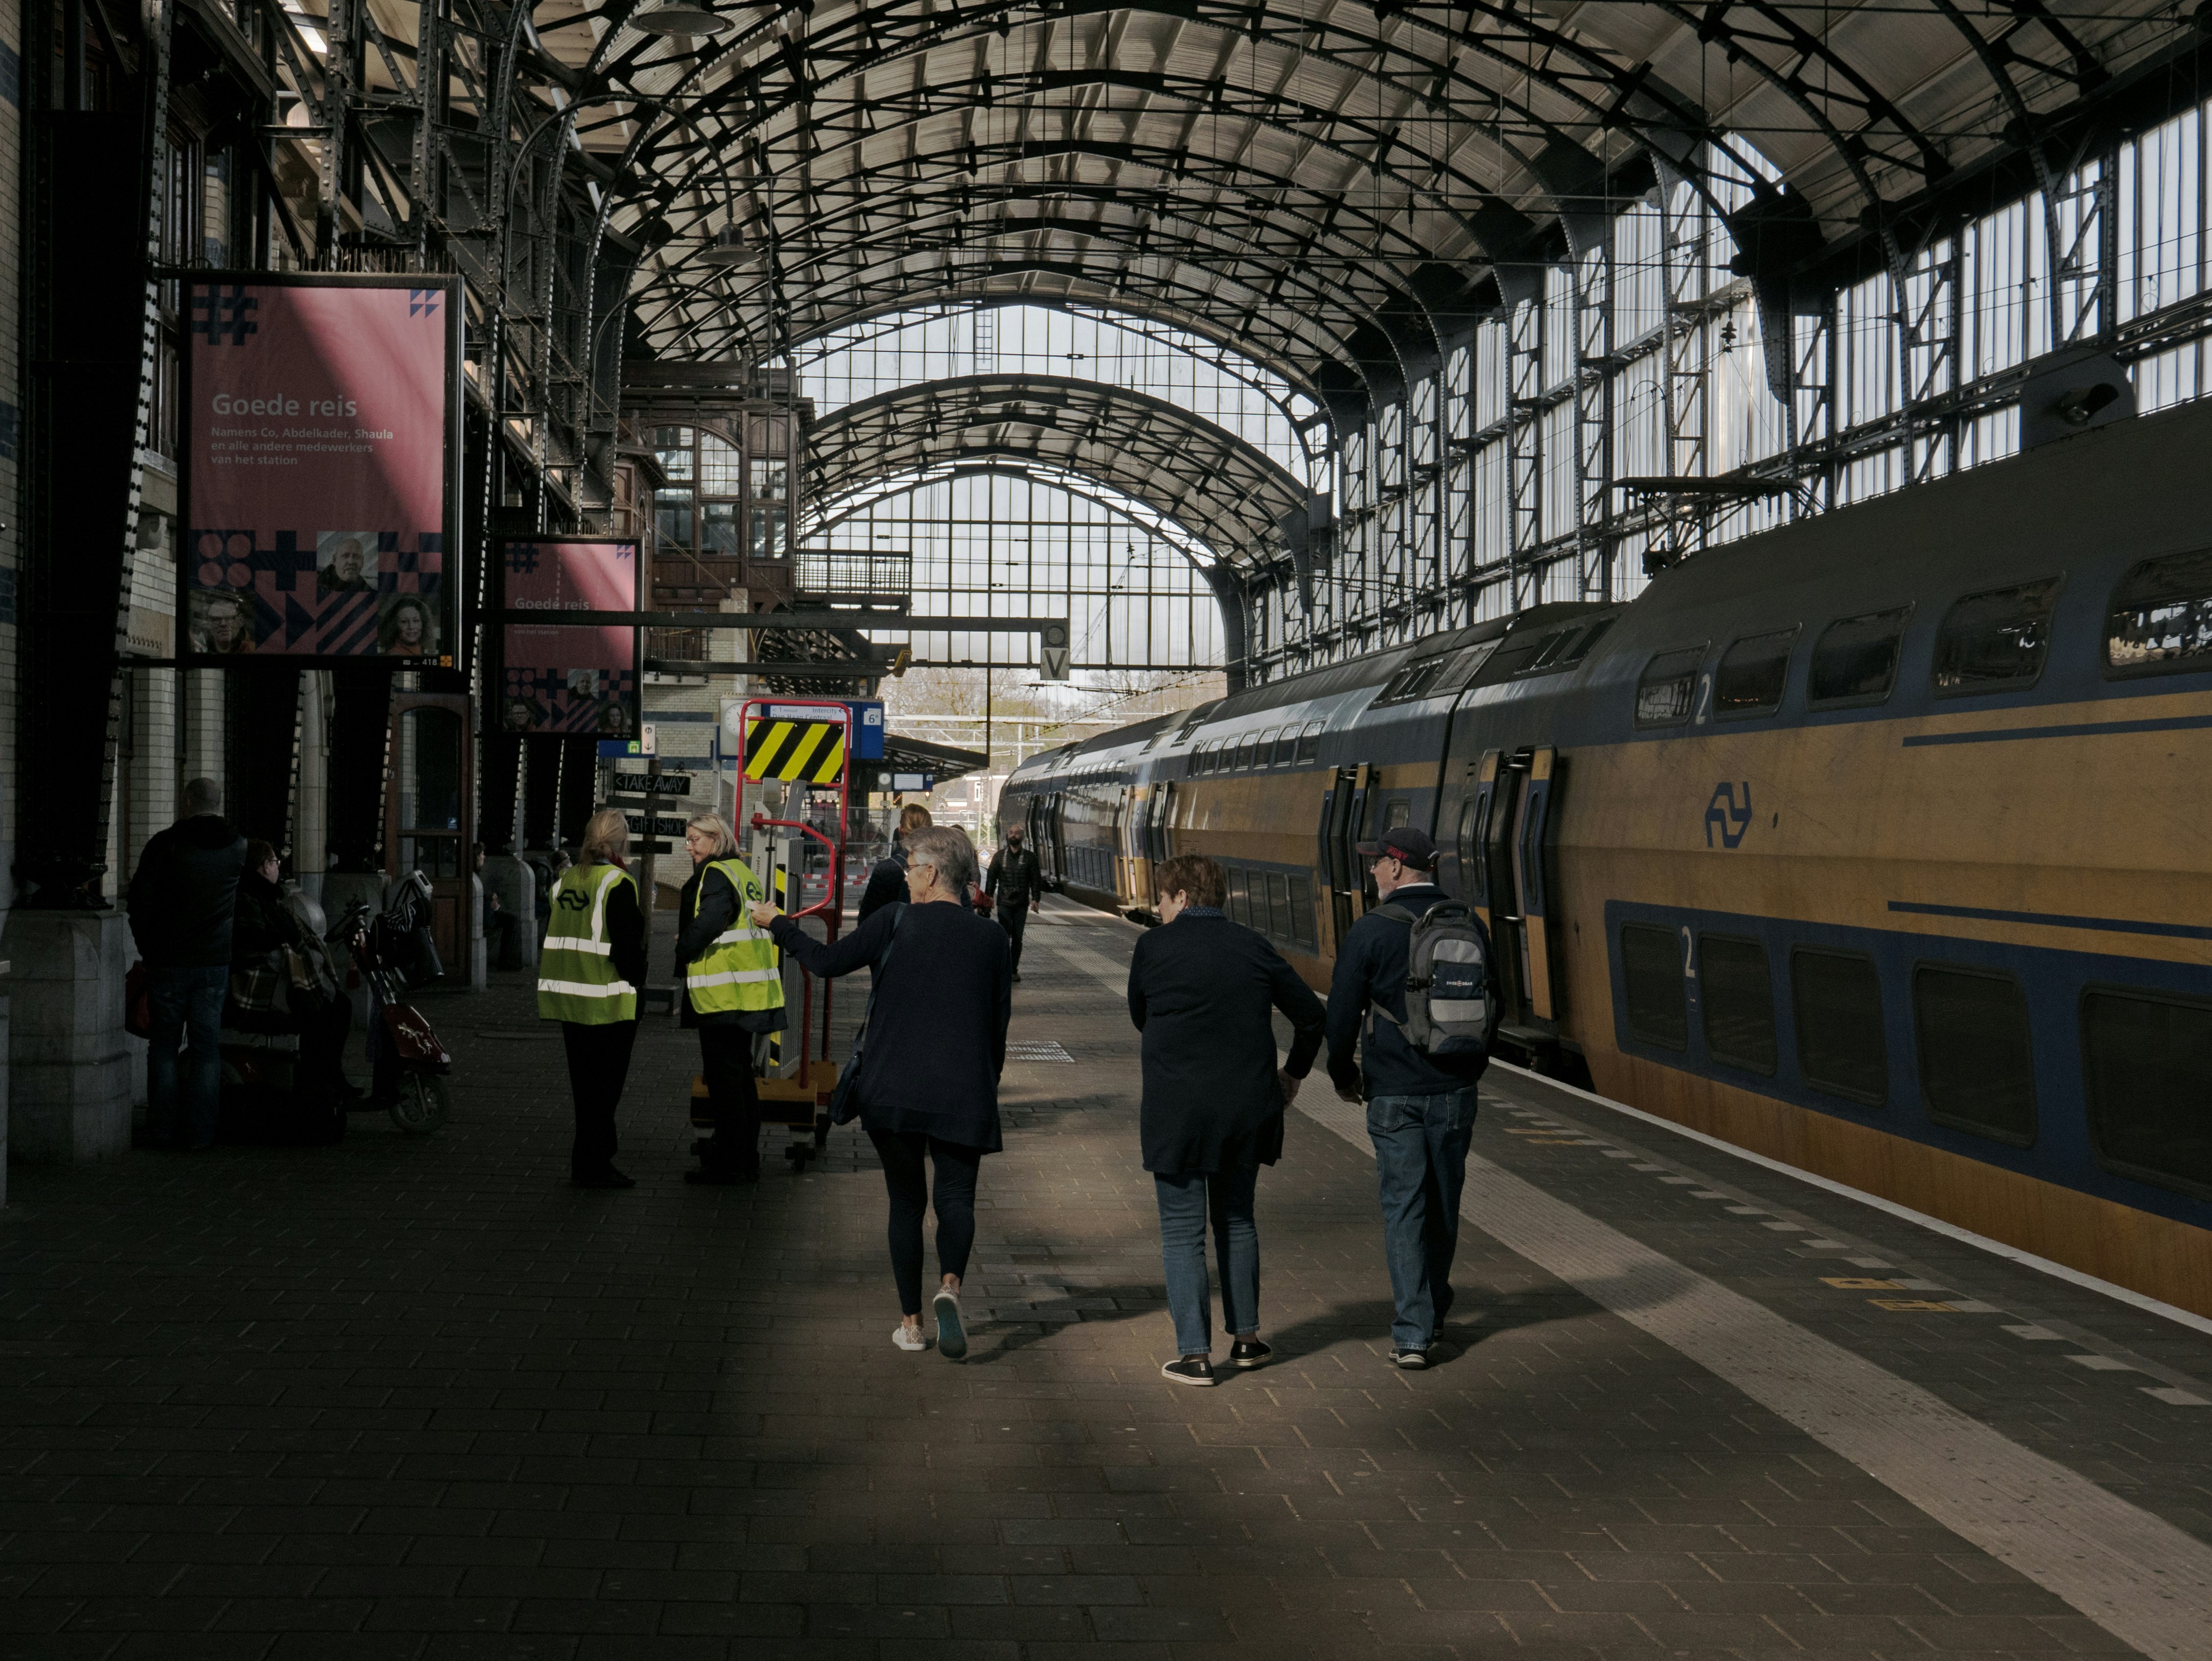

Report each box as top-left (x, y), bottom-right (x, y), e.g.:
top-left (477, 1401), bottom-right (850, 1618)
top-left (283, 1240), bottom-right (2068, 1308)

top-left (983, 823), bottom-right (1043, 982)
top-left (751, 825), bottom-right (1011, 1359)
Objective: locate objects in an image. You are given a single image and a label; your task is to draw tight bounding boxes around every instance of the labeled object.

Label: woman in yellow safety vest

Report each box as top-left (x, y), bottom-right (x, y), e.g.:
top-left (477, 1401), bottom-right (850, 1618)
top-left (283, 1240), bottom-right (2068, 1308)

top-left (537, 808), bottom-right (648, 1189)
top-left (673, 812), bottom-right (785, 1184)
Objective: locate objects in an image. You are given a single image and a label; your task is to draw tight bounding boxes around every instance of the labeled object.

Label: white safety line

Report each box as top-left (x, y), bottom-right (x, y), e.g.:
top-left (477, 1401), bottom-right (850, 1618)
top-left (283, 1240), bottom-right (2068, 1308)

top-left (1489, 1061), bottom-right (2212, 1342)
top-left (1039, 932), bottom-right (2212, 1659)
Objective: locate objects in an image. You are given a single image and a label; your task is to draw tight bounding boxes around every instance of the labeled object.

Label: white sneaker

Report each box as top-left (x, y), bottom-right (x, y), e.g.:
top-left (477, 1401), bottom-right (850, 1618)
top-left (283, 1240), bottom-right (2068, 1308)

top-left (934, 1287), bottom-right (968, 1360)
top-left (891, 1323), bottom-right (926, 1352)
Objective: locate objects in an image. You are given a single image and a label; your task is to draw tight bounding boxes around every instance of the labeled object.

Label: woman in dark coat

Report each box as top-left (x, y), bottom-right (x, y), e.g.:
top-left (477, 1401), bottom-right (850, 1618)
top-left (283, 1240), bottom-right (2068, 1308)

top-left (1126, 852), bottom-right (1325, 1385)
top-left (751, 825), bottom-right (1011, 1360)
top-left (675, 812), bottom-right (784, 1184)
top-left (231, 838), bottom-right (357, 1129)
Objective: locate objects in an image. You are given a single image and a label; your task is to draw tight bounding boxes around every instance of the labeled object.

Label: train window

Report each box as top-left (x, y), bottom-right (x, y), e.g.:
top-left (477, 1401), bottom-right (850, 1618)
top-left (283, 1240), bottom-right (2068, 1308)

top-left (1226, 866), bottom-right (1252, 927)
top-left (1913, 963), bottom-right (2037, 1146)
top-left (1273, 728), bottom-right (1298, 766)
top-left (1384, 798), bottom-right (1410, 831)
top-left (1619, 924), bottom-right (1688, 1050)
top-left (1932, 577), bottom-right (2061, 696)
top-left (1634, 647), bottom-right (1706, 727)
top-left (1265, 872), bottom-right (1289, 937)
top-left (2081, 986), bottom-right (2212, 1198)
top-left (1287, 875), bottom-right (1317, 949)
top-left (1809, 606), bottom-right (1912, 705)
top-left (1713, 628), bottom-right (1800, 716)
top-left (1699, 934), bottom-right (1777, 1074)
top-left (1257, 727), bottom-right (1281, 765)
top-left (1295, 722), bottom-right (1323, 763)
top-left (2105, 550), bottom-right (2212, 677)
top-left (1436, 638), bottom-right (1503, 692)
top-left (1791, 948), bottom-right (1888, 1106)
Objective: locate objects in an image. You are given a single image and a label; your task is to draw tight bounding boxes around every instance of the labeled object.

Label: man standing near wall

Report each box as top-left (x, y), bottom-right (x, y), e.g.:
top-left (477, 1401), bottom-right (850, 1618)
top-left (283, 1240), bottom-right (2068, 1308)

top-left (984, 825), bottom-right (1042, 983)
top-left (127, 778), bottom-right (246, 1151)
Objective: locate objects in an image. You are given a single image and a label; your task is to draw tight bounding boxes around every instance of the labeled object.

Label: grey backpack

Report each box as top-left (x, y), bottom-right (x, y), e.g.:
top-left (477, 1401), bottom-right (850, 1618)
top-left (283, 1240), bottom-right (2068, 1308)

top-left (1371, 900), bottom-right (1499, 1061)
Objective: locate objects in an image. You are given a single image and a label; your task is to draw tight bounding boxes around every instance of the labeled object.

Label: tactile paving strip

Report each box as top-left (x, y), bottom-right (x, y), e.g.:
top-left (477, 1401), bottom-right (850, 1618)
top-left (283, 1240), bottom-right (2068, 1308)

top-left (1004, 1040), bottom-right (1076, 1063)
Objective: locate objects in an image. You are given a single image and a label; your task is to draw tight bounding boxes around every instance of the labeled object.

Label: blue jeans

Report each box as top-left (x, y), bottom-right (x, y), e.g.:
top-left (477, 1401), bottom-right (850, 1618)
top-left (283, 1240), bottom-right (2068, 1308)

top-left (1366, 1089), bottom-right (1479, 1351)
top-left (1153, 1166), bottom-right (1259, 1357)
top-left (146, 964), bottom-right (229, 1150)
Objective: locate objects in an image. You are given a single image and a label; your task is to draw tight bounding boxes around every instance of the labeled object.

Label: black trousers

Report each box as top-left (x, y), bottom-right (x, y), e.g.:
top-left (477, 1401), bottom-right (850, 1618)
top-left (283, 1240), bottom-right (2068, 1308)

top-left (561, 1019), bottom-right (637, 1175)
top-left (699, 1024), bottom-right (762, 1174)
top-left (997, 900), bottom-right (1030, 976)
top-left (868, 1128), bottom-right (984, 1316)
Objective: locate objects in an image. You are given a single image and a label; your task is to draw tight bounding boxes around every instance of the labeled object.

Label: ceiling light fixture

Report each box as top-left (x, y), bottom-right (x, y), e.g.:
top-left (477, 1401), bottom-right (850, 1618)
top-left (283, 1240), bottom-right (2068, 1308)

top-left (701, 224), bottom-right (754, 265)
top-left (631, 3), bottom-right (735, 37)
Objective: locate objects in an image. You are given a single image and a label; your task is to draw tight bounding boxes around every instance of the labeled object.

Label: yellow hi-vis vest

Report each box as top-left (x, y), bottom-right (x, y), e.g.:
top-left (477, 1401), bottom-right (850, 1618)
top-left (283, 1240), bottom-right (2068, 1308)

top-left (685, 856), bottom-right (785, 1015)
top-left (537, 863), bottom-right (639, 1024)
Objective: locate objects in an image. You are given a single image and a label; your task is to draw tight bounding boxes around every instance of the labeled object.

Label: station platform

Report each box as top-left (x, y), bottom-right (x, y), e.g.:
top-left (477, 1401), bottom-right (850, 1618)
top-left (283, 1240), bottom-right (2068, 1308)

top-left (4, 905), bottom-right (2211, 1659)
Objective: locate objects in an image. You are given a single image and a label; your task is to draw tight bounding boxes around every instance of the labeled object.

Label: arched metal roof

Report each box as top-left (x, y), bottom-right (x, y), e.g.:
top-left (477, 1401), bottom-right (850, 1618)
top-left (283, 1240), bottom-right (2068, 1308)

top-left (558, 0), bottom-right (2188, 402)
top-left (803, 372), bottom-right (1309, 559)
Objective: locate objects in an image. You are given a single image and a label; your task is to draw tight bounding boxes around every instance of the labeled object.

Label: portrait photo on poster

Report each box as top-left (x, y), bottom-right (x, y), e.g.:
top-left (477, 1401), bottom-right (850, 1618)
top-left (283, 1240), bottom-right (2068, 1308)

top-left (176, 274), bottom-right (459, 663)
top-left (380, 593), bottom-right (439, 657)
top-left (317, 530), bottom-right (380, 594)
top-left (189, 586), bottom-right (262, 655)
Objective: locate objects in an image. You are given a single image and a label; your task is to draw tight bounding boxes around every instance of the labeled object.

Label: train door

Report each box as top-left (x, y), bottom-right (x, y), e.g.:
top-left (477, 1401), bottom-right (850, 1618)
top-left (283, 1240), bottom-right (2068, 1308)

top-left (1480, 751), bottom-right (1527, 1024)
top-left (1321, 763), bottom-right (1366, 948)
top-left (384, 691), bottom-right (474, 974)
top-left (1482, 746), bottom-right (1562, 1028)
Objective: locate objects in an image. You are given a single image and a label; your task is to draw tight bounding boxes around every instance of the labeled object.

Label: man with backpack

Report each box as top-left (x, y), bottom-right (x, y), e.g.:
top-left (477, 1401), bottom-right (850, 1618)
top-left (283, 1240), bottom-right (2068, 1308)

top-left (1324, 827), bottom-right (1498, 1369)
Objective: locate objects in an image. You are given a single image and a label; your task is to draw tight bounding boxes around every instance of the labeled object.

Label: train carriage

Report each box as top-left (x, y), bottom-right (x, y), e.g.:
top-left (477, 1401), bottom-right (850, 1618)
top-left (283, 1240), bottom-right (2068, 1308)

top-left (1004, 394), bottom-right (2212, 1318)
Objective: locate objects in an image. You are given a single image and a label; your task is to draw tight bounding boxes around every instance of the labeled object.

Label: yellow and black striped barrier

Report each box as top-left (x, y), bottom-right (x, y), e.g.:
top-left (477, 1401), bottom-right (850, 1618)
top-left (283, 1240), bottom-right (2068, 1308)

top-left (743, 718), bottom-right (846, 783)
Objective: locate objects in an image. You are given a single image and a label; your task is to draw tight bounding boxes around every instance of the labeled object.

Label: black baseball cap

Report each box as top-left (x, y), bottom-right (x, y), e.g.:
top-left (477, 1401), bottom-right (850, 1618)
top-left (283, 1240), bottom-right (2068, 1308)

top-left (1356, 827), bottom-right (1438, 869)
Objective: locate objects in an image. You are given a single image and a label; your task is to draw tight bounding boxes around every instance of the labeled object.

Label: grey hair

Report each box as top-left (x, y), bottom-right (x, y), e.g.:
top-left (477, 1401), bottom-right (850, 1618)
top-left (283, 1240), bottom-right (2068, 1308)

top-left (182, 777), bottom-right (222, 816)
top-left (904, 825), bottom-right (977, 896)
top-left (684, 811), bottom-right (737, 858)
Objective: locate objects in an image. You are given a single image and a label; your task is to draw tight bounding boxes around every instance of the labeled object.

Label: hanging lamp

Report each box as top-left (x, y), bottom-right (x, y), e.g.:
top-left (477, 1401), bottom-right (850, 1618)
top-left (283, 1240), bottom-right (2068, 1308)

top-left (701, 224), bottom-right (754, 265)
top-left (631, 3), bottom-right (734, 36)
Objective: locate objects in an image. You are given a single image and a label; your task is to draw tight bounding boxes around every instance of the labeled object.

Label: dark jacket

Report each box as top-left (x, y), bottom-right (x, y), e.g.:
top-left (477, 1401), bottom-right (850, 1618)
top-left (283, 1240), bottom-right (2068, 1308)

top-left (599, 865), bottom-right (649, 1000)
top-left (986, 844), bottom-right (1043, 908)
top-left (1325, 883), bottom-right (1490, 1100)
top-left (1128, 911), bottom-right (1325, 1174)
top-left (127, 815), bottom-right (247, 969)
top-left (770, 899), bottom-right (1011, 1152)
top-left (675, 860), bottom-right (785, 1032)
top-left (856, 845), bottom-right (910, 922)
top-left (232, 872), bottom-right (305, 961)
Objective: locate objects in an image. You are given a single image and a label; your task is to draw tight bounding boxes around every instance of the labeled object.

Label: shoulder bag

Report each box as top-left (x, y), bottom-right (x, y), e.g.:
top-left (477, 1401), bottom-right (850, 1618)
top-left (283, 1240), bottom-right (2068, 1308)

top-left (826, 902), bottom-right (905, 1126)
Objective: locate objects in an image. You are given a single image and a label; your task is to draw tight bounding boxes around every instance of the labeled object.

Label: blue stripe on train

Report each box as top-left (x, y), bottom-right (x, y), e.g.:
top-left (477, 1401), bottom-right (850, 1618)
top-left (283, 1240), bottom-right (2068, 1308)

top-left (1601, 898), bottom-right (2212, 1230)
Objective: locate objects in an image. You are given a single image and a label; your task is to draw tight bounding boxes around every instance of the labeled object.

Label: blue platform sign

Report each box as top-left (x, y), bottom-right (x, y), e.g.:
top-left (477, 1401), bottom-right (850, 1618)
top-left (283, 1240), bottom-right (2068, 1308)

top-left (847, 700), bottom-right (885, 760)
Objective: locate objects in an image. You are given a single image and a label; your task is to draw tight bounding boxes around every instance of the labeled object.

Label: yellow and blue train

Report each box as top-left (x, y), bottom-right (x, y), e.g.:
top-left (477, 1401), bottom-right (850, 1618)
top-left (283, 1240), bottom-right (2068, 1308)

top-left (1002, 395), bottom-right (2212, 1317)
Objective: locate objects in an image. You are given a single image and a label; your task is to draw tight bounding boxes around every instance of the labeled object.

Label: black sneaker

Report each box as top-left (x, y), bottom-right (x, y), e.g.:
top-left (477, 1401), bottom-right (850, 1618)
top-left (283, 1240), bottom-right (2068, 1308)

top-left (1228, 1339), bottom-right (1271, 1369)
top-left (1390, 1347), bottom-right (1429, 1369)
top-left (572, 1167), bottom-right (636, 1190)
top-left (1161, 1355), bottom-right (1216, 1386)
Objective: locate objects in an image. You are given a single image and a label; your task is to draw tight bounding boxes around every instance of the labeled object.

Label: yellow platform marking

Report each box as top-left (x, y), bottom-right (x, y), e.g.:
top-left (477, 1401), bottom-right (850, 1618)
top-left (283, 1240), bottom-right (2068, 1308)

top-left (1823, 1276), bottom-right (1904, 1290)
top-left (1870, 1297), bottom-right (1959, 1312)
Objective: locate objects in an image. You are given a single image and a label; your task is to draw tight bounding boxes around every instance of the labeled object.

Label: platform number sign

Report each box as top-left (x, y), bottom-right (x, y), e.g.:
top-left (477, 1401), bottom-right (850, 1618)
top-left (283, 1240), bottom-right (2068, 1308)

top-left (1039, 620), bottom-right (1072, 681)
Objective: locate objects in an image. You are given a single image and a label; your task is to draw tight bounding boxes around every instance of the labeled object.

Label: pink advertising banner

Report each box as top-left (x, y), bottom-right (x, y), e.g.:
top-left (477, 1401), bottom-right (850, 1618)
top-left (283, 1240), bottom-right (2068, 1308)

top-left (181, 274), bottom-right (459, 661)
top-left (499, 538), bottom-right (640, 736)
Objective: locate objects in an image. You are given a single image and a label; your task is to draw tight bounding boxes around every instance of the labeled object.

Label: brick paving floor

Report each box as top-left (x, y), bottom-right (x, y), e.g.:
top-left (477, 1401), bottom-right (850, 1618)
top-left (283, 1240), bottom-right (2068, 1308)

top-left (0, 904), bottom-right (2203, 1658)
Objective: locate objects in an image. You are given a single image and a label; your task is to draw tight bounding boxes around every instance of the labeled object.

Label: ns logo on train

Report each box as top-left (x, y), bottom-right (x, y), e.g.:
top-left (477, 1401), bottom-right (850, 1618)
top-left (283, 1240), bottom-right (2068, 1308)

top-left (1705, 782), bottom-right (1754, 849)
